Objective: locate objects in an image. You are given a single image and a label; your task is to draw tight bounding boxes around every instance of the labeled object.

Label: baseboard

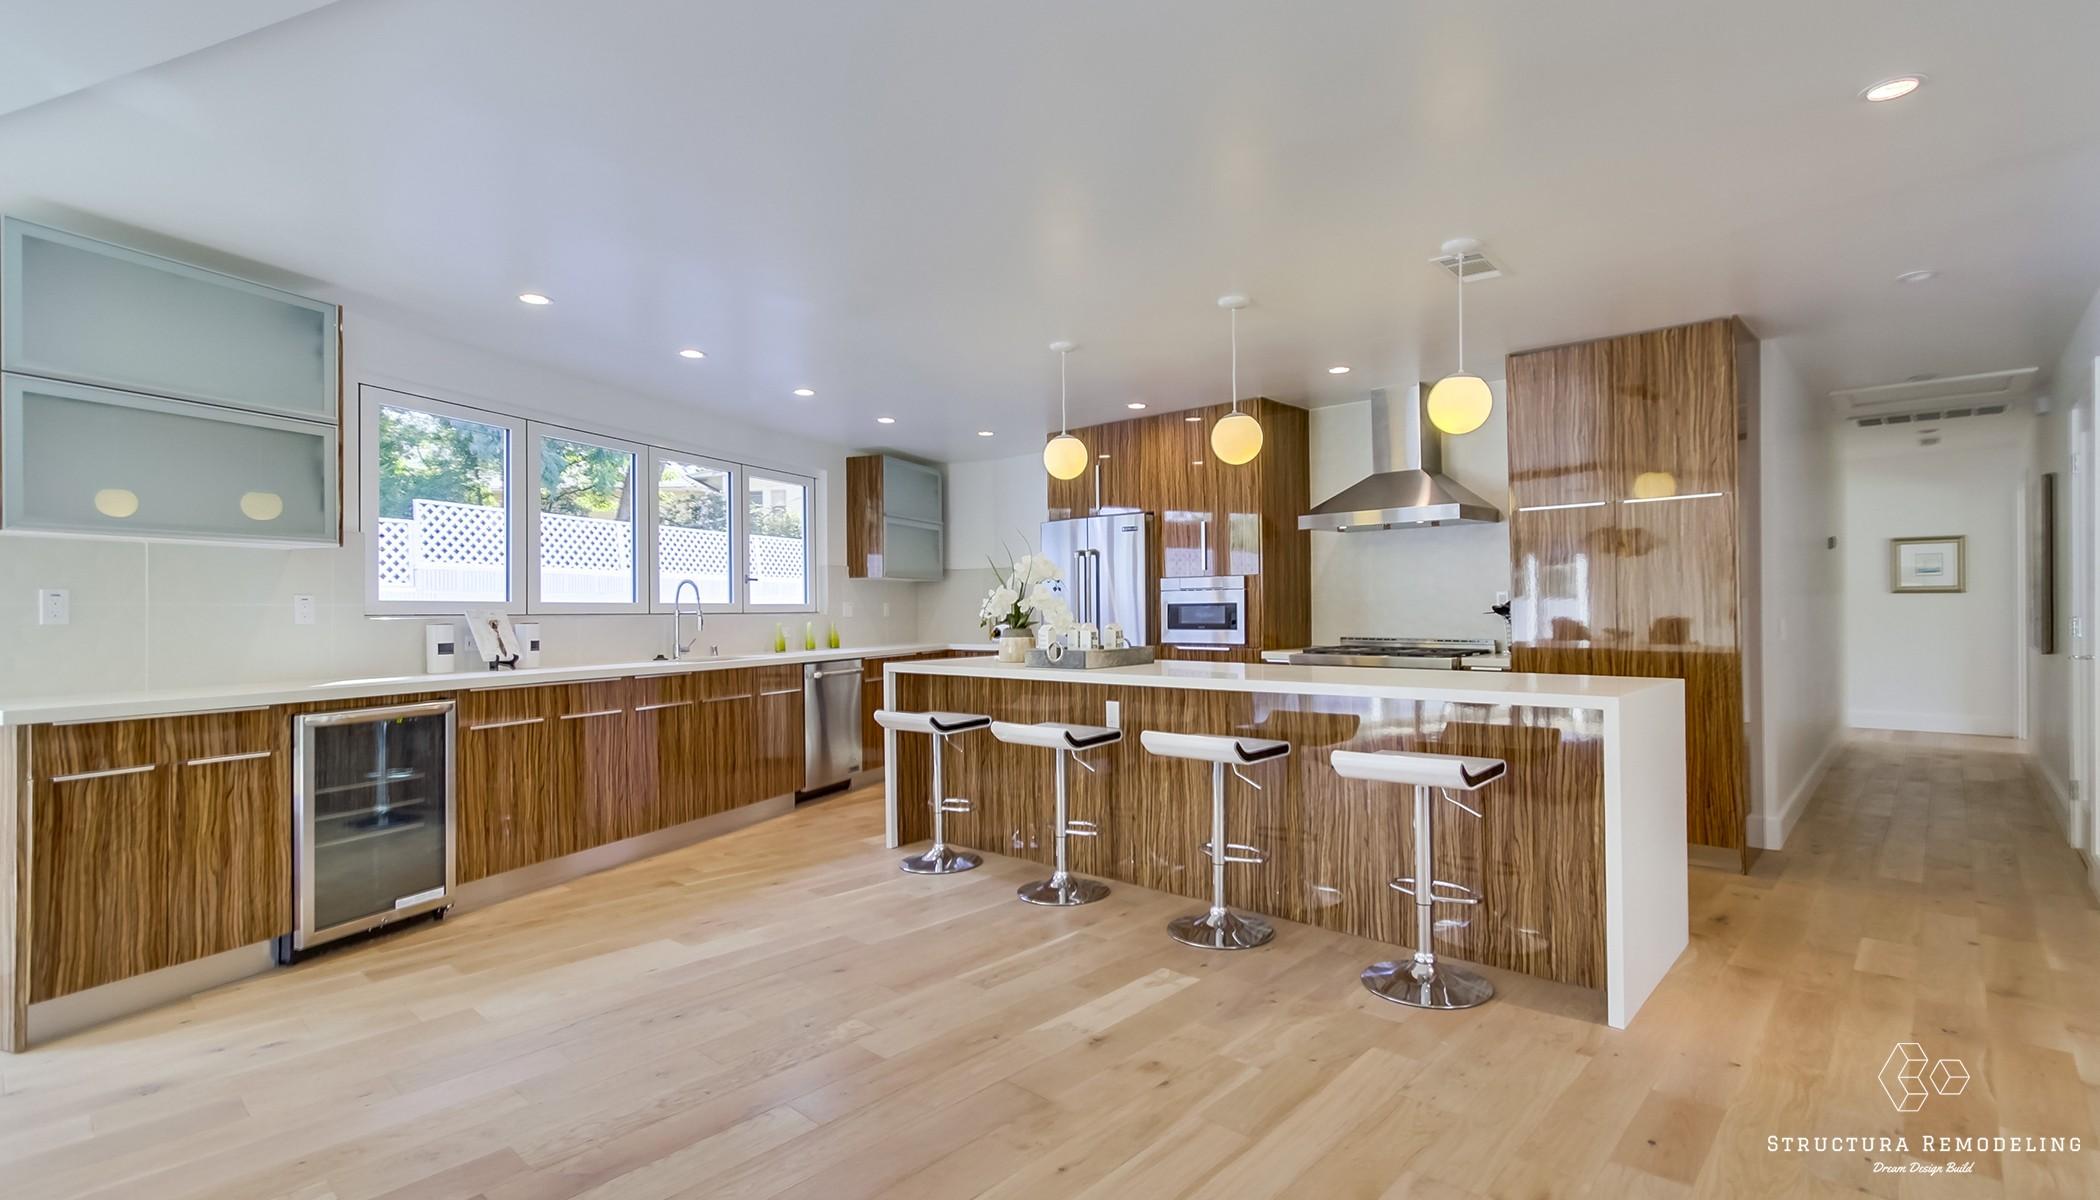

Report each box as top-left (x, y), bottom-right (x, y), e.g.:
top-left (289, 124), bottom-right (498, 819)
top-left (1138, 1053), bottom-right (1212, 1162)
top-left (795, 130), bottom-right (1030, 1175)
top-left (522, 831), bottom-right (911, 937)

top-left (1845, 710), bottom-right (2017, 738)
top-left (2029, 756), bottom-right (2077, 843)
top-left (21, 795), bottom-right (799, 1050)
top-left (1747, 734), bottom-right (1842, 851)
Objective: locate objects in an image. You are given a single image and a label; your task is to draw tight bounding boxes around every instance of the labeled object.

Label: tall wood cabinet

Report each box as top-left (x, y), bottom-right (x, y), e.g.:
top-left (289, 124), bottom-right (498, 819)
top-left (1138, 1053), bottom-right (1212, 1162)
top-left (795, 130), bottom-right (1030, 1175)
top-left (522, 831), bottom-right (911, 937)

top-left (1504, 317), bottom-right (1759, 859)
top-left (1045, 397), bottom-right (1309, 657)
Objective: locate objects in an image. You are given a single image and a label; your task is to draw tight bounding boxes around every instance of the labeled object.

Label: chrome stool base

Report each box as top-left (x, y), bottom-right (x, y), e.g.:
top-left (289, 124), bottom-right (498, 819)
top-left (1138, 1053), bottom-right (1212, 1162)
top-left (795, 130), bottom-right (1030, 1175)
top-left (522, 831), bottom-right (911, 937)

top-left (1361, 958), bottom-right (1493, 1010)
top-left (1017, 875), bottom-right (1110, 906)
top-left (1168, 908), bottom-right (1274, 951)
top-left (899, 845), bottom-right (981, 874)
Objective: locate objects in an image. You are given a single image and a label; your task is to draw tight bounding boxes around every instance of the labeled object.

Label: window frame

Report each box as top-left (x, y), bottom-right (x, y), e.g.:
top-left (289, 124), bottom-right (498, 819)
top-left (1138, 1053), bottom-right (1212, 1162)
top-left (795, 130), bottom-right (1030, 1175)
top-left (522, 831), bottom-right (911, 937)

top-left (741, 465), bottom-right (818, 614)
top-left (645, 446), bottom-right (743, 615)
top-left (525, 421), bottom-right (651, 616)
top-left (359, 385), bottom-right (527, 617)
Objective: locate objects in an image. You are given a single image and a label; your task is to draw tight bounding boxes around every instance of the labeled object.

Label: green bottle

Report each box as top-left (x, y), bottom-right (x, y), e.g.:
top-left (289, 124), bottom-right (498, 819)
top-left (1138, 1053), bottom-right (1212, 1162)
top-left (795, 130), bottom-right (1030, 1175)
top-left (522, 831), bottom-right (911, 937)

top-left (773, 623), bottom-right (787, 653)
top-left (804, 621), bottom-right (816, 650)
top-left (828, 621), bottom-right (841, 649)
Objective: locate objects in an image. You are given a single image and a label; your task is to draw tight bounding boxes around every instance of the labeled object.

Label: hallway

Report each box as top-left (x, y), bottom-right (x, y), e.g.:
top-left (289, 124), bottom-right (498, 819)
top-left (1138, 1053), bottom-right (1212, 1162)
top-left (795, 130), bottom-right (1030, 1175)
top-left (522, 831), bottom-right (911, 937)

top-left (1, 743), bottom-right (2095, 1199)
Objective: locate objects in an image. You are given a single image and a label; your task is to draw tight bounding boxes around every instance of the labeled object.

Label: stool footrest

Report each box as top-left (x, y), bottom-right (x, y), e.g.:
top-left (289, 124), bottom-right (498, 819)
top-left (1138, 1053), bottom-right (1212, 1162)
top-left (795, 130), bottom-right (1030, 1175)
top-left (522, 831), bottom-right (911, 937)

top-left (1201, 839), bottom-right (1267, 867)
top-left (1062, 818), bottom-right (1100, 838)
top-left (1387, 876), bottom-right (1479, 906)
top-left (938, 797), bottom-right (972, 814)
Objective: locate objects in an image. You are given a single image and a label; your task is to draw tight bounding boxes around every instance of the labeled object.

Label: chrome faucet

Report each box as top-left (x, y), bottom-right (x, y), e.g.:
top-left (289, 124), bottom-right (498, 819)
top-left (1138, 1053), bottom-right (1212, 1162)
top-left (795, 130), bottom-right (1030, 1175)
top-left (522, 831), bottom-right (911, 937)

top-left (671, 578), bottom-right (710, 659)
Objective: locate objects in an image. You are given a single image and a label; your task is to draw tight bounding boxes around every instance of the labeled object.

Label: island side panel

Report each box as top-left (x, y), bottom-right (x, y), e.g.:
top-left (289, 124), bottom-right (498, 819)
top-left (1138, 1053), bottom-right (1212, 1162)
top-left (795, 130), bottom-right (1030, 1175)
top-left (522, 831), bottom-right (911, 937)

top-left (1605, 677), bottom-right (1689, 1028)
top-left (893, 672), bottom-right (1607, 989)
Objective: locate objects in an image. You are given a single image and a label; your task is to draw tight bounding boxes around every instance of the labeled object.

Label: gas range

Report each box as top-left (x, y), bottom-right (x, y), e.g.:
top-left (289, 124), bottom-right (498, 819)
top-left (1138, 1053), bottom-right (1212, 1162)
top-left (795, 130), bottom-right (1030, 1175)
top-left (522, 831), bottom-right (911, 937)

top-left (1262, 636), bottom-right (1505, 670)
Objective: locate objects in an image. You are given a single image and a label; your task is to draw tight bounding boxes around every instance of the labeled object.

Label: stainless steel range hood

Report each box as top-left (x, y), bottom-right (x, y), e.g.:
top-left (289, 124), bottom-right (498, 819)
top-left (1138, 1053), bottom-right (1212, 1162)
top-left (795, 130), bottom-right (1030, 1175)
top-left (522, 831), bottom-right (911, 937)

top-left (1299, 386), bottom-right (1502, 532)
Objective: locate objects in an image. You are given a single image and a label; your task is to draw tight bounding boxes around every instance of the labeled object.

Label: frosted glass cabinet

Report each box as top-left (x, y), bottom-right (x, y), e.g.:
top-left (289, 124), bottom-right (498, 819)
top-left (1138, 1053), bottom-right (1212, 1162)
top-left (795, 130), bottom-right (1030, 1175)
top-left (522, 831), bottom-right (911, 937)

top-left (0, 217), bottom-right (342, 545)
top-left (2, 375), bottom-right (339, 544)
top-left (2, 218), bottom-right (338, 422)
top-left (845, 453), bottom-right (944, 581)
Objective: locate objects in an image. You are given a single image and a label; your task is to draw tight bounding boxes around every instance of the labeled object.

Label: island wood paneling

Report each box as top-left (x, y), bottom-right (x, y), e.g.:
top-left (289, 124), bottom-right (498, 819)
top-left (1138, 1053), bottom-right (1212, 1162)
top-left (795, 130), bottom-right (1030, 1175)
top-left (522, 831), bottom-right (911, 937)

top-left (1506, 316), bottom-right (1754, 863)
top-left (1045, 397), bottom-right (1309, 653)
top-left (893, 673), bottom-right (1607, 988)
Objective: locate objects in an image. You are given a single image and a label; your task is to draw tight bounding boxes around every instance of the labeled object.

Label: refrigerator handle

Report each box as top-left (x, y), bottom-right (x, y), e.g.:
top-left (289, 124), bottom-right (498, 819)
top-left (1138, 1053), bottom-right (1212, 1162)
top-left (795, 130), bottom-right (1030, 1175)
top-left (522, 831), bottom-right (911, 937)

top-left (1090, 549), bottom-right (1103, 628)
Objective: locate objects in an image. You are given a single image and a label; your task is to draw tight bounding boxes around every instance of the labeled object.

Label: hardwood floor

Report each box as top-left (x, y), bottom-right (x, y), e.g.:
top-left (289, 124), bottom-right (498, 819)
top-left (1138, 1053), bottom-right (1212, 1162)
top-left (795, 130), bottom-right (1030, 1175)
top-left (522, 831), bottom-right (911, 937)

top-left (2, 741), bottom-right (2096, 1199)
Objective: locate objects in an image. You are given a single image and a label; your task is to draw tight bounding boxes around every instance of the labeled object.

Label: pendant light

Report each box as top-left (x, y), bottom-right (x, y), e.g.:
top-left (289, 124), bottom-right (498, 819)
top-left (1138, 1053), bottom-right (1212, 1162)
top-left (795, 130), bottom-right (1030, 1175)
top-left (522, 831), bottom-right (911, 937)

top-left (1425, 237), bottom-right (1493, 436)
top-left (1211, 295), bottom-right (1263, 465)
top-left (1042, 340), bottom-right (1089, 480)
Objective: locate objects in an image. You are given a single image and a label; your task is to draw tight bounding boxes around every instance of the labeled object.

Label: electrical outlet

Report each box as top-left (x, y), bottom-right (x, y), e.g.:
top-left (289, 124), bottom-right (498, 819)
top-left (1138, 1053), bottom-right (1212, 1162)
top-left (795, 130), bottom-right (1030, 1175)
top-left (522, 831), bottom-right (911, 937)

top-left (842, 601), bottom-right (855, 619)
top-left (1494, 590), bottom-right (1510, 606)
top-left (293, 594), bottom-right (317, 625)
top-left (37, 588), bottom-right (69, 626)
top-left (881, 602), bottom-right (891, 618)
top-left (1104, 699), bottom-right (1121, 729)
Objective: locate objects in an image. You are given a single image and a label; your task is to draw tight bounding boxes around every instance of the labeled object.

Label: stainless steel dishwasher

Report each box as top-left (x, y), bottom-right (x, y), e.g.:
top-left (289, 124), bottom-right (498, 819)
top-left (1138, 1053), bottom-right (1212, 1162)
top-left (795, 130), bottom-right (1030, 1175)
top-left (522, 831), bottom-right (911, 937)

top-left (801, 657), bottom-right (864, 798)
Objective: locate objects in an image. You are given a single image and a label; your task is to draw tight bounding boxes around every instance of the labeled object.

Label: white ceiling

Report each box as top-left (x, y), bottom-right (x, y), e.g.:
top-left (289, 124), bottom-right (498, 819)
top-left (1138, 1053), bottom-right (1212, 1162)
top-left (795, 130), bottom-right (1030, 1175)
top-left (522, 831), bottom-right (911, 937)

top-left (1, 0), bottom-right (2098, 461)
top-left (0, 0), bottom-right (335, 117)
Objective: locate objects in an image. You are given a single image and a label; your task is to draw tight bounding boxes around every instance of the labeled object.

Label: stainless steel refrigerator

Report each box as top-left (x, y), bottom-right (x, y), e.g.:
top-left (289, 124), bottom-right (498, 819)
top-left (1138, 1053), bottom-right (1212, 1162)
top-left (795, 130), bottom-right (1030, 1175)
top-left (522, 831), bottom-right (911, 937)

top-left (1040, 512), bottom-right (1153, 645)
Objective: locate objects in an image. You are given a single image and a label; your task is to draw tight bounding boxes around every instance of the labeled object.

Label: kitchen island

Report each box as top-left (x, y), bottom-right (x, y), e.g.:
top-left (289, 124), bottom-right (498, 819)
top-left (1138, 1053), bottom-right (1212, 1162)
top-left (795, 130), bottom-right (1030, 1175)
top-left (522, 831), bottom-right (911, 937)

top-left (883, 656), bottom-right (1686, 1028)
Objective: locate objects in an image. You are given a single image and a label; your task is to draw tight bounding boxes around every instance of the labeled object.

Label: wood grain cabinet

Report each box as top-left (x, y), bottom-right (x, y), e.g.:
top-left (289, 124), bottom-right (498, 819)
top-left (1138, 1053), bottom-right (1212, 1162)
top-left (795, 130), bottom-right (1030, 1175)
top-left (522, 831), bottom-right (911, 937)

top-left (457, 685), bottom-right (561, 882)
top-left (696, 669), bottom-right (757, 817)
top-left (1504, 316), bottom-right (1759, 860)
top-left (753, 666), bottom-right (805, 802)
top-left (1046, 397), bottom-right (1309, 653)
top-left (845, 454), bottom-right (944, 580)
top-left (630, 674), bottom-right (707, 829)
top-left (25, 711), bottom-right (289, 1002)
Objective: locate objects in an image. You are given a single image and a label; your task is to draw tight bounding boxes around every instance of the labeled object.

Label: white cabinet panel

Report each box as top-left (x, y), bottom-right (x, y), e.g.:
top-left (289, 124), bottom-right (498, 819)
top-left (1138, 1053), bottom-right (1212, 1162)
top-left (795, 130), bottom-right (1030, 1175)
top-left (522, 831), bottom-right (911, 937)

top-left (2, 218), bottom-right (338, 422)
top-left (2, 375), bottom-right (337, 545)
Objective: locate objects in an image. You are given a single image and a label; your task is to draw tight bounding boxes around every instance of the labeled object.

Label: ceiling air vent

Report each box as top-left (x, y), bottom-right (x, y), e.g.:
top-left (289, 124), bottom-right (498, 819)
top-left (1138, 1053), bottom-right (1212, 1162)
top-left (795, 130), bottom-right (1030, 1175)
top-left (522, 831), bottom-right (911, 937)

top-left (1429, 246), bottom-right (1504, 281)
top-left (1858, 417), bottom-right (1885, 427)
top-left (1885, 413), bottom-right (1912, 424)
top-left (1831, 366), bottom-right (2038, 424)
top-left (1977, 403), bottom-right (2007, 415)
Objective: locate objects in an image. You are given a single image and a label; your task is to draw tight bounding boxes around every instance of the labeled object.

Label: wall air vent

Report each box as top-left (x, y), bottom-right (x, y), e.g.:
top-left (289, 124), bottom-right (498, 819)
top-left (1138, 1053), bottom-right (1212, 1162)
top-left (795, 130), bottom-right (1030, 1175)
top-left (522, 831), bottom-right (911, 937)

top-left (1885, 413), bottom-right (1912, 424)
top-left (1858, 416), bottom-right (1884, 427)
top-left (1831, 366), bottom-right (2038, 424)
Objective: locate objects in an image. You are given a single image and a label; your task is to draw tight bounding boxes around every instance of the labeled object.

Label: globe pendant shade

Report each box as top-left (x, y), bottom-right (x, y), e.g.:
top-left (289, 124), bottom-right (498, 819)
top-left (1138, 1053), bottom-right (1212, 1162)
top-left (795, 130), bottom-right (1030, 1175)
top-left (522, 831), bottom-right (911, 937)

top-left (1425, 373), bottom-right (1492, 436)
top-left (1210, 410), bottom-right (1264, 465)
top-left (1043, 433), bottom-right (1089, 480)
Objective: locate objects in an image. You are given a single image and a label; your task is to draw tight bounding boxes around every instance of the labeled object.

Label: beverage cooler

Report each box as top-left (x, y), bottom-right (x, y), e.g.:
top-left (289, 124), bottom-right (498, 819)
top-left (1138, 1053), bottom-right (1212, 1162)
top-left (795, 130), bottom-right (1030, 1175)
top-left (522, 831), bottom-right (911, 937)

top-left (282, 700), bottom-right (456, 961)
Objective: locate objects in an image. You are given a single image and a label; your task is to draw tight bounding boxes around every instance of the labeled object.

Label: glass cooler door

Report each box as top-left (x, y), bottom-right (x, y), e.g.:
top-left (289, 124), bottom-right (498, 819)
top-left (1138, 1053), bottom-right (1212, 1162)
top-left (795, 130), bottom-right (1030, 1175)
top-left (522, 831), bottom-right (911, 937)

top-left (294, 701), bottom-right (456, 949)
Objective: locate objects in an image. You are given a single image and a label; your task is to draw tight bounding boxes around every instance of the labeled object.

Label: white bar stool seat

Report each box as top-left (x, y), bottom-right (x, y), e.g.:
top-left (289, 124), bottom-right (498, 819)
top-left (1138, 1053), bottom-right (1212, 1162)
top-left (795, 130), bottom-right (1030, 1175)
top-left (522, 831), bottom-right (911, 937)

top-left (1331, 748), bottom-right (1507, 1010)
top-left (990, 721), bottom-right (1121, 906)
top-left (1138, 730), bottom-right (1291, 950)
top-left (876, 709), bottom-right (992, 874)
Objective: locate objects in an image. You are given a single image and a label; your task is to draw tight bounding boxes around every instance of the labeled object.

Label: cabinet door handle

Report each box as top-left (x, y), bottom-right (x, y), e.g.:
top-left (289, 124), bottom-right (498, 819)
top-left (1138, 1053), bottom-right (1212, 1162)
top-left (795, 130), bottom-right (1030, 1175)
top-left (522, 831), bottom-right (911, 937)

top-left (468, 716), bottom-right (545, 731)
top-left (759, 688), bottom-right (799, 697)
top-left (560, 709), bottom-right (625, 721)
top-left (704, 694), bottom-right (754, 704)
top-left (49, 763), bottom-right (156, 783)
top-left (183, 751), bottom-right (272, 767)
top-left (633, 700), bottom-right (694, 712)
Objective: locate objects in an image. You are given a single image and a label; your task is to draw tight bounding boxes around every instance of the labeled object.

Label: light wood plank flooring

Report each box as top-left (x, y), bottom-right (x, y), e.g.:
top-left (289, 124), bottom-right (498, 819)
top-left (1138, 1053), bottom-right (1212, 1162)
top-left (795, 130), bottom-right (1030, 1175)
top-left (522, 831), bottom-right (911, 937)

top-left (3, 741), bottom-right (2097, 1199)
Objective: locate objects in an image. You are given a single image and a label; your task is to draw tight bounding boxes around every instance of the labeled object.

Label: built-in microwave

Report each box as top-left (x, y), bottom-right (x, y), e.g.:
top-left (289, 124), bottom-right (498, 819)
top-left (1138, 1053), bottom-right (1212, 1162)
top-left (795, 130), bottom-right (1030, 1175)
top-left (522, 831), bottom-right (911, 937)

top-left (1159, 575), bottom-right (1247, 646)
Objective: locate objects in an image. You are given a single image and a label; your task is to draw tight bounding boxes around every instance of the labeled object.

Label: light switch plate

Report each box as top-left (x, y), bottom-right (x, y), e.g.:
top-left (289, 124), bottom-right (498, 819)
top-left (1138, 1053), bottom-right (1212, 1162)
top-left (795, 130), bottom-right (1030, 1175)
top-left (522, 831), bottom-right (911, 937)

top-left (293, 594), bottom-right (317, 625)
top-left (882, 602), bottom-right (891, 618)
top-left (842, 601), bottom-right (855, 619)
top-left (1105, 699), bottom-right (1121, 728)
top-left (37, 588), bottom-right (69, 626)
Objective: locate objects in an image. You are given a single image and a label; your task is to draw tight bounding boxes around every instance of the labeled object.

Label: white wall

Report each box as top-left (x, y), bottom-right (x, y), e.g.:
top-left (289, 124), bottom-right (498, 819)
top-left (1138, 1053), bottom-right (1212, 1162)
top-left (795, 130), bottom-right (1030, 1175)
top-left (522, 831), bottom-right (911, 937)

top-left (1752, 340), bottom-right (1843, 849)
top-left (916, 451), bottom-right (1044, 645)
top-left (1840, 417), bottom-right (2031, 737)
top-left (1307, 383), bottom-right (1512, 644)
top-left (0, 311), bottom-right (928, 699)
top-left (2028, 285), bottom-right (2099, 854)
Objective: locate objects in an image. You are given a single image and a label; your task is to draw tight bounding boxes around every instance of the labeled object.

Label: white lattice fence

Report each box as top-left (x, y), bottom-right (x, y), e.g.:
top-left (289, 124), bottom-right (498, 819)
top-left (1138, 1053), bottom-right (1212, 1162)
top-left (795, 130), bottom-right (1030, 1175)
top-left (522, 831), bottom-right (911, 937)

top-left (377, 499), bottom-right (806, 605)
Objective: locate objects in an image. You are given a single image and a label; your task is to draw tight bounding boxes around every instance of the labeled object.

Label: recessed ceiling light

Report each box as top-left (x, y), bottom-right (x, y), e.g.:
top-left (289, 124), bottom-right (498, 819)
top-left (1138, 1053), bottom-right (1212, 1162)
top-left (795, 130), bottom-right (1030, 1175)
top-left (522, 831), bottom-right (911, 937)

top-left (517, 292), bottom-right (551, 306)
top-left (1896, 269), bottom-right (1937, 284)
top-left (1127, 402), bottom-right (1148, 410)
top-left (678, 348), bottom-right (706, 359)
top-left (976, 430), bottom-right (995, 437)
top-left (793, 388), bottom-right (815, 397)
top-left (1862, 75), bottom-right (1923, 102)
top-left (1328, 365), bottom-right (1351, 375)
top-left (876, 416), bottom-right (896, 424)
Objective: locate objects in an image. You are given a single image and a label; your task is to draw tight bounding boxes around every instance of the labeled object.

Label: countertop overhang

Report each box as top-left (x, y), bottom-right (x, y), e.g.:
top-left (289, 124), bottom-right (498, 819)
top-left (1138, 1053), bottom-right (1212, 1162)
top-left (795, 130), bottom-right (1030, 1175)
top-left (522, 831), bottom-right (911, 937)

top-left (884, 655), bottom-right (1683, 712)
top-left (0, 642), bottom-right (994, 726)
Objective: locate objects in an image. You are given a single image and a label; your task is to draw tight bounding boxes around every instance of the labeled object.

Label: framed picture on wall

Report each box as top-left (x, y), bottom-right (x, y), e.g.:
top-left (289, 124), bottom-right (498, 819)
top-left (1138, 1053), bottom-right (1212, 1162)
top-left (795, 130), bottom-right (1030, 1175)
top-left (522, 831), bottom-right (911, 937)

top-left (2031, 474), bottom-right (2057, 653)
top-left (1889, 536), bottom-right (1965, 594)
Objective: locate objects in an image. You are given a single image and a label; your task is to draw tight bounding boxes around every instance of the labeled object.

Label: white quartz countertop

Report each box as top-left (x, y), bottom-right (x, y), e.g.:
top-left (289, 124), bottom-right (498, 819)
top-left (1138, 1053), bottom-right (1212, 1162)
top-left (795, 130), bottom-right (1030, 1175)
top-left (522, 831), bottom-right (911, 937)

top-left (887, 655), bottom-right (1683, 711)
top-left (0, 642), bottom-right (994, 726)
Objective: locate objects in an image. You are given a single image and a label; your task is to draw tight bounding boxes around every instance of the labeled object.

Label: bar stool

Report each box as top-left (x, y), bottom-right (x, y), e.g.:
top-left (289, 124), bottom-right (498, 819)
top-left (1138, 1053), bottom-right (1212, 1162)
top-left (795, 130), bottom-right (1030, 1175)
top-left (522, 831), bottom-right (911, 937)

top-left (875, 709), bottom-right (992, 874)
top-left (1330, 748), bottom-right (1506, 1010)
top-left (1138, 730), bottom-right (1291, 949)
top-left (990, 721), bottom-right (1121, 906)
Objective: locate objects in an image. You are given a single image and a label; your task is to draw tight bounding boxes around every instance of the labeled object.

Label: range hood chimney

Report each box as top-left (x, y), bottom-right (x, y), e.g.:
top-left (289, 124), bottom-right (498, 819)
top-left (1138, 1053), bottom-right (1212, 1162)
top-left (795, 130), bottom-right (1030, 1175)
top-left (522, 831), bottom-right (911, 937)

top-left (1298, 386), bottom-right (1502, 532)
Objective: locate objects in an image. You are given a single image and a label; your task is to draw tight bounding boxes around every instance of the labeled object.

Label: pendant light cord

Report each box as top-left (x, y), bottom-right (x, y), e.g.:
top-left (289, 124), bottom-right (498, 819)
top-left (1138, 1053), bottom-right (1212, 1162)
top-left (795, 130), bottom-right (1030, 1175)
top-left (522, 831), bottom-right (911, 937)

top-left (1455, 256), bottom-right (1465, 374)
top-left (1229, 305), bottom-right (1240, 415)
top-left (1059, 346), bottom-right (1069, 434)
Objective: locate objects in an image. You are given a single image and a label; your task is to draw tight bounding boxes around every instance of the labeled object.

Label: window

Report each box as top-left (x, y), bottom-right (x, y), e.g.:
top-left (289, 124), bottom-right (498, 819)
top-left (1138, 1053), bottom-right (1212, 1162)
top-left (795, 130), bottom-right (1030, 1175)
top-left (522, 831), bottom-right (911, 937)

top-left (361, 387), bottom-right (819, 616)
top-left (653, 451), bottom-right (734, 608)
top-left (362, 387), bottom-right (524, 613)
top-left (531, 429), bottom-right (643, 612)
top-left (745, 470), bottom-right (812, 610)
